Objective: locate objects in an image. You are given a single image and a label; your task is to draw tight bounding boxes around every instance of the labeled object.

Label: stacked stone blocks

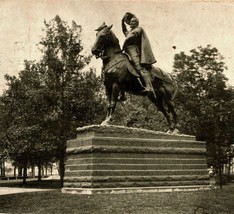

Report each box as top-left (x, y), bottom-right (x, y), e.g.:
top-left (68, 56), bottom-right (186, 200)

top-left (62, 125), bottom-right (210, 194)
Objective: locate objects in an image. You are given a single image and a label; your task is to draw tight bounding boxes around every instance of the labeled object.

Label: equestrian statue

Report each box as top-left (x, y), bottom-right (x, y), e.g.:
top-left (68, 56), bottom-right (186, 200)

top-left (91, 12), bottom-right (179, 132)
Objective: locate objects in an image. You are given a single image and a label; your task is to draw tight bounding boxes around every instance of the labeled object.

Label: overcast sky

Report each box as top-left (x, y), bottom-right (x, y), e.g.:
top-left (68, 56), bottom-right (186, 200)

top-left (0, 0), bottom-right (234, 94)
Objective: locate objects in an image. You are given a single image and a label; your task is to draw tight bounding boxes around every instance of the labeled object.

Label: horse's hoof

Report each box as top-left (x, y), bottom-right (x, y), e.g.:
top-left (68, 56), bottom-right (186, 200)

top-left (172, 128), bottom-right (179, 134)
top-left (100, 121), bottom-right (109, 126)
top-left (101, 118), bottom-right (113, 126)
top-left (167, 130), bottom-right (172, 134)
top-left (117, 96), bottom-right (126, 102)
top-left (141, 90), bottom-right (151, 96)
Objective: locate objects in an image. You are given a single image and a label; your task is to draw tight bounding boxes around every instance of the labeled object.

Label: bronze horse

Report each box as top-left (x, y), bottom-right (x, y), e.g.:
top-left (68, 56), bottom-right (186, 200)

top-left (91, 24), bottom-right (178, 132)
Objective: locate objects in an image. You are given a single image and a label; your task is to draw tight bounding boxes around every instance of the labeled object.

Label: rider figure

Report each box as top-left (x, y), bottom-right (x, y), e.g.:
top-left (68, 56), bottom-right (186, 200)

top-left (121, 12), bottom-right (157, 94)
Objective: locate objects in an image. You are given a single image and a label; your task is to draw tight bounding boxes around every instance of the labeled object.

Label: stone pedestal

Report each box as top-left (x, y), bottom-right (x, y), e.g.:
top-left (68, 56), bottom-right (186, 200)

top-left (62, 125), bottom-right (211, 194)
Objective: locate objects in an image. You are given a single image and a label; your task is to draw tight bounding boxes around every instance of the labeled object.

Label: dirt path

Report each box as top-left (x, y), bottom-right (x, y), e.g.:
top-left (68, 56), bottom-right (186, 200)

top-left (0, 187), bottom-right (55, 195)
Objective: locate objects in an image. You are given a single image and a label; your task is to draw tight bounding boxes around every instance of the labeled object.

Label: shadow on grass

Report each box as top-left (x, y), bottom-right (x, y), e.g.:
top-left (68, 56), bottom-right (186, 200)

top-left (0, 179), bottom-right (61, 189)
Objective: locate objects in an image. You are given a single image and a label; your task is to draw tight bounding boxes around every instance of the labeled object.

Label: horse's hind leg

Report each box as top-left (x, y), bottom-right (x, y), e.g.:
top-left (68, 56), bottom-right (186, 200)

top-left (162, 84), bottom-right (179, 132)
top-left (148, 94), bottom-right (173, 131)
top-left (166, 99), bottom-right (178, 129)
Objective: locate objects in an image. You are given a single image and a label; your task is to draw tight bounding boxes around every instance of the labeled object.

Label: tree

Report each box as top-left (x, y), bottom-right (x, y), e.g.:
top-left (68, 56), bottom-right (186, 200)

top-left (1, 16), bottom-right (105, 185)
top-left (172, 45), bottom-right (234, 185)
top-left (37, 15), bottom-right (105, 184)
top-left (1, 60), bottom-right (57, 183)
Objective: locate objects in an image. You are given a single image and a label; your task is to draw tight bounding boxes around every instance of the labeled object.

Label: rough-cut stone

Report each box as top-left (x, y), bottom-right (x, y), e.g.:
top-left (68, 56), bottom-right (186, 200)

top-left (62, 125), bottom-right (211, 194)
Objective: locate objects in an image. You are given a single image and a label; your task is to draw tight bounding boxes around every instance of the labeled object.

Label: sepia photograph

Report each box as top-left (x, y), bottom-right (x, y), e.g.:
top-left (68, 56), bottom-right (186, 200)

top-left (0, 0), bottom-right (234, 213)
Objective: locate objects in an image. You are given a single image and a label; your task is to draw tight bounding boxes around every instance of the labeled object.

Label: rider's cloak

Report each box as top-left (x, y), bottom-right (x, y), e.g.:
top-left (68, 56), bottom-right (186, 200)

top-left (140, 28), bottom-right (157, 65)
top-left (122, 12), bottom-right (156, 65)
top-left (124, 26), bottom-right (156, 65)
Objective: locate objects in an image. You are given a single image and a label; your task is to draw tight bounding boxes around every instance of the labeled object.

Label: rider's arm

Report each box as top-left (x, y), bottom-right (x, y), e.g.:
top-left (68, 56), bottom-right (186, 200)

top-left (132, 27), bottom-right (142, 36)
top-left (122, 19), bottom-right (128, 37)
top-left (125, 27), bottom-right (142, 40)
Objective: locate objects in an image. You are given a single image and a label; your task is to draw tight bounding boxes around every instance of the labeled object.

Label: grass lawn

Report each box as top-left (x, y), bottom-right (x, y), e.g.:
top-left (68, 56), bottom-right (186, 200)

top-left (0, 181), bottom-right (234, 214)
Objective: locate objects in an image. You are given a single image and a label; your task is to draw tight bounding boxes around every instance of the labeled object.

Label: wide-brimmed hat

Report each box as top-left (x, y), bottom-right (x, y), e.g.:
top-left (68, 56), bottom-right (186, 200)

top-left (123, 12), bottom-right (137, 25)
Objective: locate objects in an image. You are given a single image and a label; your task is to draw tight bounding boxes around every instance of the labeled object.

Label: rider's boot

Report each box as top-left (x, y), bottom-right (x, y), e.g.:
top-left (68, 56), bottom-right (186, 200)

top-left (140, 69), bottom-right (154, 94)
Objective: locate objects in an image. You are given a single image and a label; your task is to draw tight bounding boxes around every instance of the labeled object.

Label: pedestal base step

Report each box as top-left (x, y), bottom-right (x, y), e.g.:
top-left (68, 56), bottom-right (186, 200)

top-left (62, 185), bottom-right (212, 194)
top-left (63, 126), bottom-right (210, 194)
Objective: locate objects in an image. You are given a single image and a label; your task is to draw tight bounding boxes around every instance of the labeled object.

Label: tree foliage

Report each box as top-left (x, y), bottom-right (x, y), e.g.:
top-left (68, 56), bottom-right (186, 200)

top-left (172, 45), bottom-right (234, 169)
top-left (0, 16), bottom-right (105, 184)
top-left (113, 95), bottom-right (168, 132)
top-left (0, 61), bottom-right (54, 182)
top-left (38, 16), bottom-right (105, 183)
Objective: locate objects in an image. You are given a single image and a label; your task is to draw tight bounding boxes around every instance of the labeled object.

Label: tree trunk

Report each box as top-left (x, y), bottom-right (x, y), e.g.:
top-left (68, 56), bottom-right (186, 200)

top-left (42, 166), bottom-right (44, 178)
top-left (51, 165), bottom-right (53, 176)
top-left (45, 164), bottom-right (48, 177)
top-left (59, 154), bottom-right (65, 187)
top-left (0, 158), bottom-right (5, 177)
top-left (218, 140), bottom-right (223, 189)
top-left (22, 160), bottom-right (27, 185)
top-left (227, 157), bottom-right (231, 177)
top-left (38, 162), bottom-right (42, 181)
top-left (18, 167), bottom-right (22, 177)
top-left (14, 166), bottom-right (16, 177)
top-left (31, 165), bottom-right (35, 178)
top-left (2, 159), bottom-right (5, 177)
top-left (59, 143), bottom-right (66, 187)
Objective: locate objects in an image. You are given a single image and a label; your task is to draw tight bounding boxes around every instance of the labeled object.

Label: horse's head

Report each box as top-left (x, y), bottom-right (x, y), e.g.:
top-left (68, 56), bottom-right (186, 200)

top-left (91, 23), bottom-right (119, 59)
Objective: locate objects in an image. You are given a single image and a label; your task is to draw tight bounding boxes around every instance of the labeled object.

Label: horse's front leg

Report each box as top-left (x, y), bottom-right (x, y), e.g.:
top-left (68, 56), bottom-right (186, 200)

top-left (101, 90), bottom-right (112, 126)
top-left (101, 84), bottom-right (119, 125)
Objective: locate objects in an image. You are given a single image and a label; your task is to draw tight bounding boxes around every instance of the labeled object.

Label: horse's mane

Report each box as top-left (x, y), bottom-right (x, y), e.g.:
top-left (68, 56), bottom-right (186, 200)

top-left (109, 30), bottom-right (119, 46)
